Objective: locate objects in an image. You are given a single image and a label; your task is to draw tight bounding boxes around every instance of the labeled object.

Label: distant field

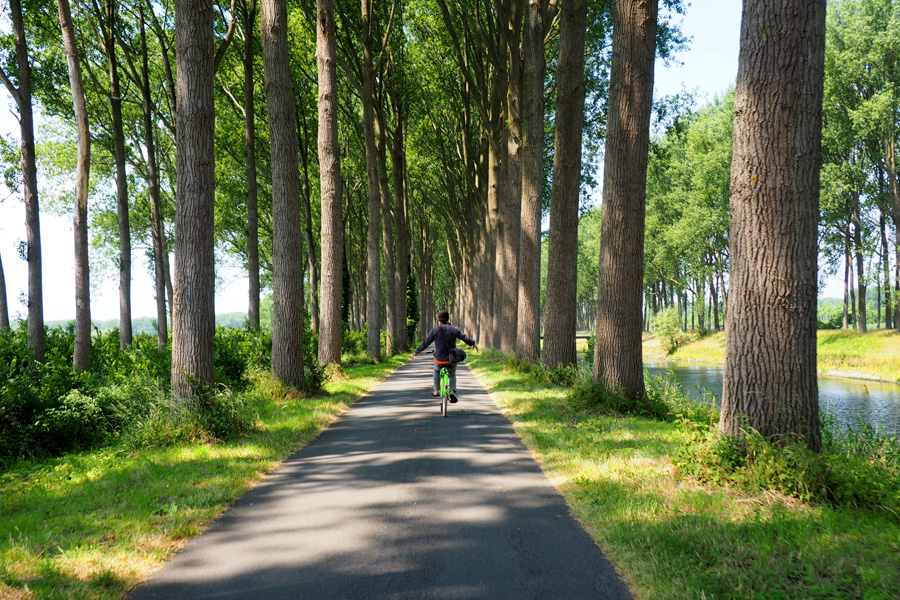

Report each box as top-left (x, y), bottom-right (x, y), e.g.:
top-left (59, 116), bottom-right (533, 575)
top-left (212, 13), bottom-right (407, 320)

top-left (11, 313), bottom-right (250, 336)
top-left (643, 329), bottom-right (900, 383)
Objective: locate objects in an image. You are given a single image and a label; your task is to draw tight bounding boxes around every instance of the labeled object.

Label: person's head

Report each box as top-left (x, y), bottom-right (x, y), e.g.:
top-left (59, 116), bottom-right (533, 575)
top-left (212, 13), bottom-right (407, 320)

top-left (437, 310), bottom-right (450, 324)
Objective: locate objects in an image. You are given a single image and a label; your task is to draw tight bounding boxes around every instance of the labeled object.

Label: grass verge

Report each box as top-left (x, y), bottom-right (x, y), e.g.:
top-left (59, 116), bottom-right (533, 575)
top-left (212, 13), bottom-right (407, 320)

top-left (468, 351), bottom-right (900, 600)
top-left (0, 355), bottom-right (406, 600)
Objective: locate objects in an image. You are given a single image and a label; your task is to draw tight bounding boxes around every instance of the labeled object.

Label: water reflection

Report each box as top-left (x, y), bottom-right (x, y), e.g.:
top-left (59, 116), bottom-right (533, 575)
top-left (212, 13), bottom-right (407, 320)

top-left (644, 360), bottom-right (900, 436)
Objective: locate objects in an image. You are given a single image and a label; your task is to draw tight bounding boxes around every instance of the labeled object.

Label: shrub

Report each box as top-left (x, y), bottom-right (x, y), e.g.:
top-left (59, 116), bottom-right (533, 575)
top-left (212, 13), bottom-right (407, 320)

top-left (196, 389), bottom-right (260, 441)
top-left (654, 307), bottom-right (691, 354)
top-left (570, 376), bottom-right (670, 420)
top-left (674, 416), bottom-right (900, 512)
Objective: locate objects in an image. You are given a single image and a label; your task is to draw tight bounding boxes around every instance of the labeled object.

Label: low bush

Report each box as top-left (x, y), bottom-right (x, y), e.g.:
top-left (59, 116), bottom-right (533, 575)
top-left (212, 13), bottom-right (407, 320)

top-left (654, 307), bottom-right (692, 354)
top-left (675, 410), bottom-right (900, 512)
top-left (0, 321), bottom-right (315, 470)
top-left (502, 352), bottom-right (584, 387)
top-left (570, 376), bottom-right (670, 420)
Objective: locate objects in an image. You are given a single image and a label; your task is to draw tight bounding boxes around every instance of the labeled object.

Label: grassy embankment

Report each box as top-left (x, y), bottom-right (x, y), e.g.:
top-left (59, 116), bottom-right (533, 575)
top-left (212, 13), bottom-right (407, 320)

top-left (0, 356), bottom-right (406, 600)
top-left (467, 351), bottom-right (900, 600)
top-left (643, 329), bottom-right (900, 383)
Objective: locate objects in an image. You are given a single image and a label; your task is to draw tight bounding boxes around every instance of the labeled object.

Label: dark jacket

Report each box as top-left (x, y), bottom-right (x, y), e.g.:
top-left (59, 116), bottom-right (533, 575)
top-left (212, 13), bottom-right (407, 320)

top-left (415, 323), bottom-right (476, 362)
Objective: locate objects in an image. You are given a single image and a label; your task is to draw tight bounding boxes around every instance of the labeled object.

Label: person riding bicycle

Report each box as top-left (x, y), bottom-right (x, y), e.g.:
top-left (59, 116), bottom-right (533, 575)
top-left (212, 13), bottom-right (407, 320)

top-left (412, 310), bottom-right (478, 403)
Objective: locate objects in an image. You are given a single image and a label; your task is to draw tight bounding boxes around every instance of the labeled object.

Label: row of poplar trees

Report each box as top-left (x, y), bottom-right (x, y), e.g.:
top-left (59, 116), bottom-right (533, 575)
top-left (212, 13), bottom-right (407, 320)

top-left (2, 0), bottom-right (827, 451)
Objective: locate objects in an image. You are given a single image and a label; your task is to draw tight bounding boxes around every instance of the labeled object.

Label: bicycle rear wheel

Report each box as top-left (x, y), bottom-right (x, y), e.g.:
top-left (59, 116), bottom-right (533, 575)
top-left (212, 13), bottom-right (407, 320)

top-left (440, 367), bottom-right (450, 417)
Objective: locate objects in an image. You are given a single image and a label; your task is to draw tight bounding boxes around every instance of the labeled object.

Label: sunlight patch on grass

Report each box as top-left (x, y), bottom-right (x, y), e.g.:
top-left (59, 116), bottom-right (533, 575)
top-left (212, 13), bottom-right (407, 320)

top-left (468, 352), bottom-right (900, 600)
top-left (0, 355), bottom-right (407, 600)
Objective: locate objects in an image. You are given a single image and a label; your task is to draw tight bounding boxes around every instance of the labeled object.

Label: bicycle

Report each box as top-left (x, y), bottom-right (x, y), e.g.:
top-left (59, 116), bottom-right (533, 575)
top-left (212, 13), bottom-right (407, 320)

top-left (439, 364), bottom-right (451, 417)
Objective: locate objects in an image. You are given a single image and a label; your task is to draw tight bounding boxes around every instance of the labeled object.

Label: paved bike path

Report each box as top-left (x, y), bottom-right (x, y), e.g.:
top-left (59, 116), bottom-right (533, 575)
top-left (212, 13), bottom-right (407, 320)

top-left (128, 354), bottom-right (633, 600)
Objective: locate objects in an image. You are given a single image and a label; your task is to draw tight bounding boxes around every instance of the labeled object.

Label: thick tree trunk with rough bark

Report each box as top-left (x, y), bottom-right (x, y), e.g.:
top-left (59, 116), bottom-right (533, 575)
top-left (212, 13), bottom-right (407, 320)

top-left (59, 0), bottom-right (92, 372)
top-left (516, 0), bottom-right (548, 362)
top-left (544, 0), bottom-right (589, 369)
top-left (171, 0), bottom-right (216, 399)
top-left (243, 0), bottom-right (260, 330)
top-left (317, 0), bottom-right (344, 364)
top-left (719, 0), bottom-right (825, 452)
top-left (261, 0), bottom-right (306, 385)
top-left (594, 0), bottom-right (656, 394)
top-left (1, 0), bottom-right (44, 361)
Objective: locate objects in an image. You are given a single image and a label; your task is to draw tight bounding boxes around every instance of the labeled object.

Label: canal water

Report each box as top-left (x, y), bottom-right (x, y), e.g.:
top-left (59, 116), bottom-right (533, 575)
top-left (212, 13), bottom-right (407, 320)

top-left (644, 360), bottom-right (900, 436)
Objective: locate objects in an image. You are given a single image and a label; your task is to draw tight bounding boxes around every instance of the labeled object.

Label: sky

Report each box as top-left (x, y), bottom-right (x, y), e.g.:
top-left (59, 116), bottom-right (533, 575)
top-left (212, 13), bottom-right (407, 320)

top-left (0, 0), bottom-right (841, 323)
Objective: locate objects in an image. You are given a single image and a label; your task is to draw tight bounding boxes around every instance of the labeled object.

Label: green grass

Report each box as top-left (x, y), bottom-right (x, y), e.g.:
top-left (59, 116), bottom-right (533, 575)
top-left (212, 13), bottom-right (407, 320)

top-left (0, 355), bottom-right (406, 600)
top-left (468, 351), bottom-right (900, 600)
top-left (643, 329), bottom-right (900, 383)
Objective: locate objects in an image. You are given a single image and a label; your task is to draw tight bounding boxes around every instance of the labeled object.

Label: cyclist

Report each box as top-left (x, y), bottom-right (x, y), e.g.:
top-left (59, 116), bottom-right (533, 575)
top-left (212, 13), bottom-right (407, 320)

top-left (412, 310), bottom-right (478, 403)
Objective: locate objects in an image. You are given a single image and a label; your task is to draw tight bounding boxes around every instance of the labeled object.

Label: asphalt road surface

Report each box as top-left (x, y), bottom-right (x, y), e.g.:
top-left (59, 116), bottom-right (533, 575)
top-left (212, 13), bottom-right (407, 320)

top-left (127, 353), bottom-right (633, 600)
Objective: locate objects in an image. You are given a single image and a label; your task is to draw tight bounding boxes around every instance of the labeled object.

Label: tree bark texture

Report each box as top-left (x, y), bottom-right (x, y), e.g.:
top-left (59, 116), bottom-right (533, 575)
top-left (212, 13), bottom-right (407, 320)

top-left (544, 0), bottom-right (589, 369)
top-left (593, 0), bottom-right (657, 395)
top-left (139, 5), bottom-right (169, 348)
top-left (244, 0), bottom-right (261, 331)
top-left (59, 0), bottom-right (92, 373)
top-left (719, 0), bottom-right (825, 452)
top-left (172, 0), bottom-right (216, 399)
top-left (515, 0), bottom-right (547, 362)
top-left (317, 0), bottom-right (344, 364)
top-left (2, 0), bottom-right (45, 361)
top-left (299, 115), bottom-right (320, 335)
top-left (262, 0), bottom-right (306, 385)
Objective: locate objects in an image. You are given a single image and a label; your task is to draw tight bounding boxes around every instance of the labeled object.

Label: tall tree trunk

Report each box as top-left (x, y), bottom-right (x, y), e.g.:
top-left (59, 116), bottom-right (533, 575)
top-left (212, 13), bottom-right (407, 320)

top-left (881, 137), bottom-right (900, 332)
top-left (362, 0), bottom-right (382, 360)
top-left (298, 113), bottom-right (320, 334)
top-left (392, 103), bottom-right (410, 351)
top-left (849, 234), bottom-right (856, 328)
top-left (593, 0), bottom-right (656, 396)
top-left (499, 3), bottom-right (524, 355)
top-left (852, 191), bottom-right (867, 333)
top-left (59, 0), bottom-right (92, 373)
top-left (895, 214), bottom-right (900, 333)
top-left (543, 0), bottom-right (588, 369)
top-left (882, 211), bottom-right (893, 330)
top-left (0, 251), bottom-right (8, 329)
top-left (843, 226), bottom-right (850, 329)
top-left (515, 0), bottom-right (547, 362)
top-left (317, 0), bottom-right (344, 364)
top-left (99, 0), bottom-right (132, 348)
top-left (244, 0), bottom-right (261, 330)
top-left (1, 0), bottom-right (44, 361)
top-left (138, 5), bottom-right (169, 348)
top-left (710, 262), bottom-right (720, 332)
top-left (171, 0), bottom-right (216, 399)
top-left (376, 103), bottom-right (397, 355)
top-left (719, 0), bottom-right (824, 451)
top-left (262, 0), bottom-right (306, 385)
